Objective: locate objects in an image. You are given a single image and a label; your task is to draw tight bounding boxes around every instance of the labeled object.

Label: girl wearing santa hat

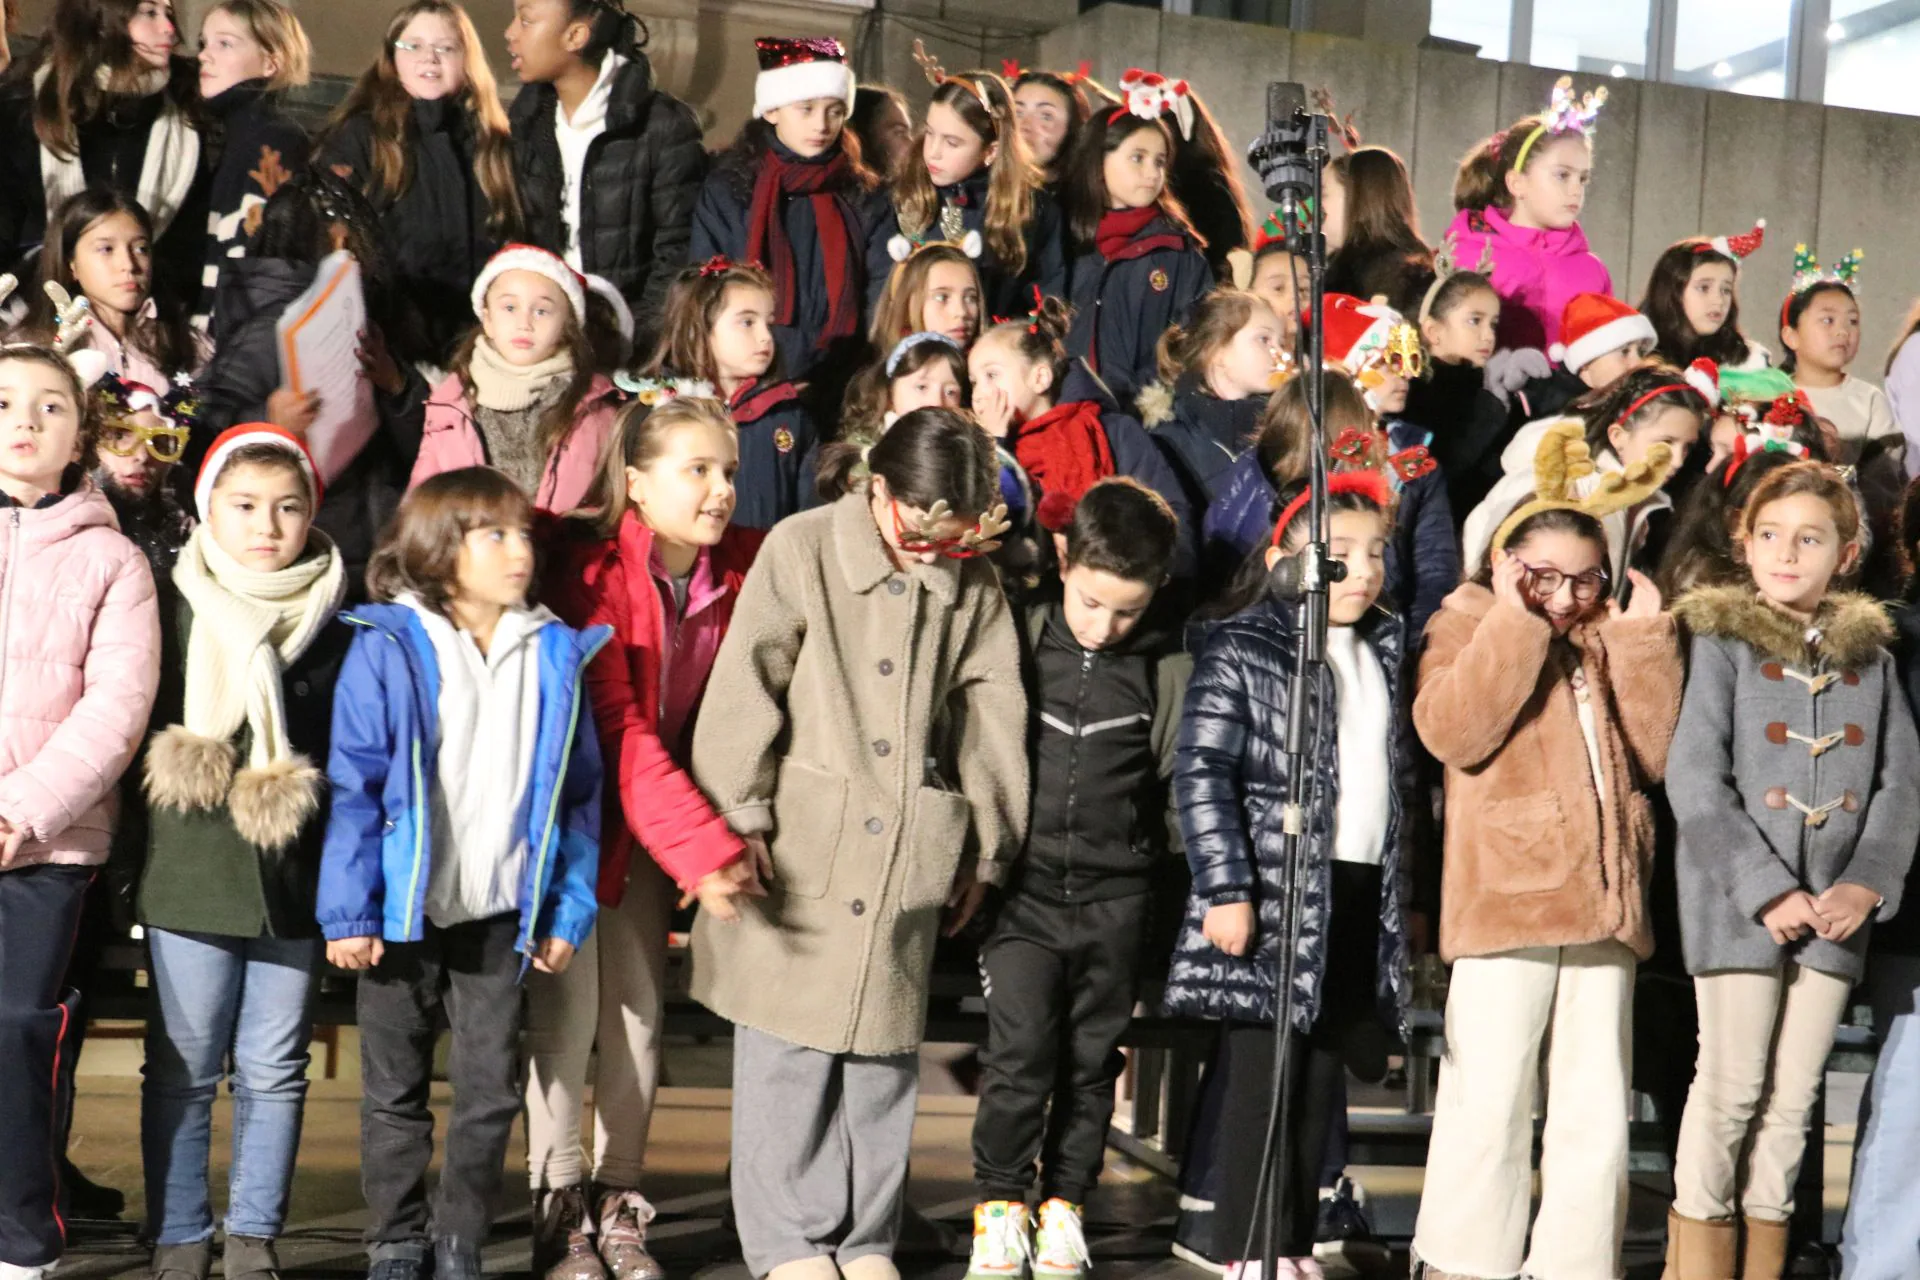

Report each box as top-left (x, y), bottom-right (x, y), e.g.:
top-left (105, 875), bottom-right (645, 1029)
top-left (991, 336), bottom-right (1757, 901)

top-left (1638, 221), bottom-right (1772, 372)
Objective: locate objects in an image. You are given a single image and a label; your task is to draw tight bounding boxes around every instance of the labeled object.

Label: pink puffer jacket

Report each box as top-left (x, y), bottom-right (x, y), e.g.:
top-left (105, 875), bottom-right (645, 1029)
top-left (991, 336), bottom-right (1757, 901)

top-left (1443, 207), bottom-right (1614, 354)
top-left (410, 372), bottom-right (620, 514)
top-left (0, 483), bottom-right (161, 871)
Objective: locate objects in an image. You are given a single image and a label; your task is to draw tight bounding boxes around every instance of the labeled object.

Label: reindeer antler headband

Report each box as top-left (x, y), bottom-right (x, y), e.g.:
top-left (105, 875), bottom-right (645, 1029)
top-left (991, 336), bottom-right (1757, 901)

top-left (1490, 419), bottom-right (1674, 554)
top-left (1512, 75), bottom-right (1608, 172)
top-left (912, 40), bottom-right (993, 115)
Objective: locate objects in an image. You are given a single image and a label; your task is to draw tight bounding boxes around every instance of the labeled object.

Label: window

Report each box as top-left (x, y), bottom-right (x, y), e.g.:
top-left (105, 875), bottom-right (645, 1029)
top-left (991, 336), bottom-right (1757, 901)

top-left (1430, 0), bottom-right (1512, 60)
top-left (1675, 0), bottom-right (1792, 97)
top-left (1531, 0), bottom-right (1650, 77)
top-left (1824, 0), bottom-right (1920, 115)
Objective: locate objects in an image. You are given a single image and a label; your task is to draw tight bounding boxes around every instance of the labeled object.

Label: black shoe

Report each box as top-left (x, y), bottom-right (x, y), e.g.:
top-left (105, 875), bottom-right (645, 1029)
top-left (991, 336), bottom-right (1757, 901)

top-left (433, 1238), bottom-right (483, 1280)
top-left (368, 1255), bottom-right (426, 1280)
top-left (1311, 1178), bottom-right (1389, 1278)
top-left (61, 1158), bottom-right (125, 1219)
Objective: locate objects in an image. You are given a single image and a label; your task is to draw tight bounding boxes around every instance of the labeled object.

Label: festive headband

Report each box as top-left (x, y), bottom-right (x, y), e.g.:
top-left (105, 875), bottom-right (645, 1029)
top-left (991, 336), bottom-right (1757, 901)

top-left (1329, 425), bottom-right (1437, 486)
top-left (1613, 358), bottom-right (1720, 425)
top-left (1111, 68), bottom-right (1194, 140)
top-left (900, 498), bottom-right (1014, 555)
top-left (991, 285), bottom-right (1048, 335)
top-left (887, 226), bottom-right (983, 264)
top-left (0, 272), bottom-right (14, 313)
top-left (884, 331), bottom-right (962, 377)
top-left (32, 282), bottom-right (108, 388)
top-left (1490, 419), bottom-right (1674, 554)
top-left (912, 40), bottom-right (993, 115)
top-left (1309, 87), bottom-right (1362, 154)
top-left (1001, 59), bottom-right (1091, 87)
top-left (1417, 232), bottom-right (1496, 324)
top-left (1251, 204), bottom-right (1310, 254)
top-left (1271, 469), bottom-right (1394, 548)
top-left (1697, 218), bottom-right (1766, 263)
top-left (97, 371), bottom-right (201, 436)
top-left (612, 372), bottom-right (717, 406)
top-left (1789, 242), bottom-right (1864, 296)
top-left (1512, 75), bottom-right (1608, 173)
top-left (1722, 426), bottom-right (1811, 488)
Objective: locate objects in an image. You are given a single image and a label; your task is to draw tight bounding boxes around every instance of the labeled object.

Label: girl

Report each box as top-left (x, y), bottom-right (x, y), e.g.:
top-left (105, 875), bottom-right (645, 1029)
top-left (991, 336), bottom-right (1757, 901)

top-left (1244, 222), bottom-right (1305, 351)
top-left (0, 344), bottom-right (161, 1280)
top-left (92, 373), bottom-right (196, 576)
top-left (850, 85), bottom-right (914, 183)
top-left (0, 0), bottom-right (206, 300)
top-left (409, 244), bottom-right (619, 515)
top-left (1656, 413), bottom-right (1826, 601)
top-left (1445, 76), bottom-right (1612, 353)
top-left (526, 397), bottom-right (762, 1280)
top-left (1324, 146), bottom-right (1433, 318)
top-left (1405, 265), bottom-right (1514, 524)
top-left (30, 189), bottom-right (207, 389)
top-left (1463, 361), bottom-right (1713, 587)
top-left (689, 408), bottom-right (1028, 1280)
top-left (135, 426), bottom-right (348, 1280)
top-left (884, 51), bottom-right (1063, 326)
top-left (317, 0), bottom-right (520, 365)
top-left (318, 467), bottom-right (606, 1280)
top-left (1638, 225), bottom-right (1770, 373)
top-left (1781, 263), bottom-right (1899, 467)
top-left (1162, 474), bottom-right (1412, 1276)
top-left (1666, 463), bottom-right (1920, 1280)
top-left (838, 331), bottom-right (969, 457)
top-left (868, 241), bottom-right (984, 351)
top-left (195, 0), bottom-right (314, 328)
top-left (1142, 289), bottom-right (1285, 517)
top-left (1010, 68), bottom-right (1090, 193)
top-left (1062, 101), bottom-right (1212, 414)
top-left (689, 37), bottom-right (889, 385)
top-left (1166, 86), bottom-right (1254, 283)
top-left (640, 259), bottom-right (816, 530)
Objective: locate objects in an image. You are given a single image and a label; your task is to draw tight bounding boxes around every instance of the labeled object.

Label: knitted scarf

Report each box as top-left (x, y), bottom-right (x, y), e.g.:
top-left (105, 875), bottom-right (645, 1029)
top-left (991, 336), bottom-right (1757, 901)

top-left (36, 65), bottom-right (201, 237)
top-left (1014, 399), bottom-right (1116, 532)
top-left (145, 525), bottom-right (346, 849)
top-left (469, 335), bottom-right (573, 412)
top-left (1096, 207), bottom-right (1161, 260)
top-left (747, 146), bottom-right (859, 349)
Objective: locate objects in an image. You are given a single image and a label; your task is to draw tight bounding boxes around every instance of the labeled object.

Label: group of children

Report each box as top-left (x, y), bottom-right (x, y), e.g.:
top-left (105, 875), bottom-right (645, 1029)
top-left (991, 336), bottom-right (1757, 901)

top-left (6, 5), bottom-right (1920, 1280)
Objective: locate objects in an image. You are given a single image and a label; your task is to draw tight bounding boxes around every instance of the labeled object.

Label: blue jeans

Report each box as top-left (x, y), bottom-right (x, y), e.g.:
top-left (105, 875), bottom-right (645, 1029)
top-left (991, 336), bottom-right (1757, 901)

top-left (140, 929), bottom-right (320, 1244)
top-left (1842, 952), bottom-right (1920, 1278)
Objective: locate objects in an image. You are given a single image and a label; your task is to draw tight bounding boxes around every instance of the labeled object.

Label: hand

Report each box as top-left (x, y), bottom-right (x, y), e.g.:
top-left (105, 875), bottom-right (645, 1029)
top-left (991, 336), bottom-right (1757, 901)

top-left (1607, 568), bottom-right (1664, 620)
top-left (326, 936), bottom-right (385, 970)
top-left (0, 818), bottom-right (26, 868)
top-left (531, 937), bottom-right (576, 974)
top-left (267, 386), bottom-right (321, 436)
top-left (943, 863), bottom-right (989, 938)
top-left (742, 834), bottom-right (774, 889)
top-left (973, 381), bottom-right (1015, 441)
top-left (1203, 901), bottom-right (1255, 957)
top-left (357, 326), bottom-right (405, 397)
top-left (1490, 551), bottom-right (1530, 613)
top-left (1815, 882), bottom-right (1882, 944)
top-left (1484, 347), bottom-right (1554, 405)
top-left (1758, 890), bottom-right (1827, 946)
top-left (684, 856), bottom-right (768, 924)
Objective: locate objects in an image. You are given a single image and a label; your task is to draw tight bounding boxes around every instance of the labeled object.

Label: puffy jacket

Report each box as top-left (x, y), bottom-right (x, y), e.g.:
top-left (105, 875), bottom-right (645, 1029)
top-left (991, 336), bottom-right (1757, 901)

top-left (510, 52), bottom-right (706, 352)
top-left (868, 172), bottom-right (1067, 322)
top-left (409, 371), bottom-right (619, 515)
top-left (315, 602), bottom-right (609, 957)
top-left (0, 483), bottom-right (161, 872)
top-left (1442, 207), bottom-right (1612, 355)
top-left (1056, 361), bottom-right (1198, 579)
top-left (545, 513), bottom-right (763, 902)
top-left (1402, 357), bottom-right (1518, 528)
top-left (1065, 216), bottom-right (1211, 414)
top-left (1162, 599), bottom-right (1411, 1034)
top-left (1144, 385), bottom-right (1265, 523)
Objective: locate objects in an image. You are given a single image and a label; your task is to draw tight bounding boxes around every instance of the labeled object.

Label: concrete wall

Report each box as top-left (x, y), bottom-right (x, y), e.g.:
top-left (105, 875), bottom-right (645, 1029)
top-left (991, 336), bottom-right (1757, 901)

top-left (1040, 4), bottom-right (1920, 367)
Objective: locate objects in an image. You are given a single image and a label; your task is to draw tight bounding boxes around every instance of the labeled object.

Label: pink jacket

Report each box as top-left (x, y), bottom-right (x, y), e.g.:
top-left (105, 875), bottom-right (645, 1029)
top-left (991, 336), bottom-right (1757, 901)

top-left (76, 299), bottom-right (212, 390)
top-left (1444, 207), bottom-right (1613, 355)
top-left (0, 483), bottom-right (161, 871)
top-left (410, 372), bottom-right (621, 514)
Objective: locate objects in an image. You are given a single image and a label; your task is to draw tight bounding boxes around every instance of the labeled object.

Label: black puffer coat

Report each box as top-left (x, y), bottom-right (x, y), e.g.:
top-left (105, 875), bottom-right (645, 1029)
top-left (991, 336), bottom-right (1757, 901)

top-left (1162, 600), bottom-right (1412, 1034)
top-left (510, 51), bottom-right (705, 351)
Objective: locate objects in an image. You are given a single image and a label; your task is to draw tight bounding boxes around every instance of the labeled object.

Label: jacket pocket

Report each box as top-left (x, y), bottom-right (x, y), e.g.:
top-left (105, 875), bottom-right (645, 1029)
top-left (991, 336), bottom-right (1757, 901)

top-left (770, 760), bottom-right (847, 900)
top-left (1477, 791), bottom-right (1572, 895)
top-left (899, 786), bottom-right (972, 913)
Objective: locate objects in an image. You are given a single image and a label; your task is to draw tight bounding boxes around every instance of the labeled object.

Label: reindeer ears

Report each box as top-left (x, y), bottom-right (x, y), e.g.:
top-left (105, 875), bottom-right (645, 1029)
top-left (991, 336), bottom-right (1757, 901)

top-left (1489, 419), bottom-right (1675, 555)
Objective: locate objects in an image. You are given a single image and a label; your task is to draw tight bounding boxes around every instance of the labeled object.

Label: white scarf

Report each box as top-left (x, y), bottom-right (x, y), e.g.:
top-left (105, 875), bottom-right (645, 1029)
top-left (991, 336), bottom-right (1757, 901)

top-left (468, 335), bottom-right (573, 412)
top-left (36, 65), bottom-right (201, 237)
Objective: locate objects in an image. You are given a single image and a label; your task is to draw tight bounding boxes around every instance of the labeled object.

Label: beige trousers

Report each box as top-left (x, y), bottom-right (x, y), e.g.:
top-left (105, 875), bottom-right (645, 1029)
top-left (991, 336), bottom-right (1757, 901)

top-left (1412, 941), bottom-right (1635, 1280)
top-left (524, 857), bottom-right (676, 1189)
top-left (1670, 964), bottom-right (1851, 1223)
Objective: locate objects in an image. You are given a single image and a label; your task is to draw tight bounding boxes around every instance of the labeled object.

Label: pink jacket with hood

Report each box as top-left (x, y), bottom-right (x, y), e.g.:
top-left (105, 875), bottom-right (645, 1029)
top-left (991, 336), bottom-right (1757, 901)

top-left (409, 371), bottom-right (621, 514)
top-left (1444, 207), bottom-right (1613, 354)
top-left (0, 482), bottom-right (161, 871)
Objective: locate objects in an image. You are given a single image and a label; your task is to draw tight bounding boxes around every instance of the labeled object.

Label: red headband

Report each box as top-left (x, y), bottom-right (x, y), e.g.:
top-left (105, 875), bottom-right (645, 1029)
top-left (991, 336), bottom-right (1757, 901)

top-left (1617, 383), bottom-right (1701, 425)
top-left (1271, 471), bottom-right (1393, 548)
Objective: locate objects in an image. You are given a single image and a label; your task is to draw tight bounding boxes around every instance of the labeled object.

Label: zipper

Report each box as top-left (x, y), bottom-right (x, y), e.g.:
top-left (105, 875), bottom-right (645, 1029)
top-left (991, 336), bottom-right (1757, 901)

top-left (522, 630), bottom-right (611, 952)
top-left (346, 616), bottom-right (433, 940)
top-left (1064, 647), bottom-right (1093, 896)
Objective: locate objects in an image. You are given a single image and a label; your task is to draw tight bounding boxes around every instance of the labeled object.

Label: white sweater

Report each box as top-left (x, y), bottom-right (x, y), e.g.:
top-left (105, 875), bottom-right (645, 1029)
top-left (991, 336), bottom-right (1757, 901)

top-left (1325, 626), bottom-right (1390, 865)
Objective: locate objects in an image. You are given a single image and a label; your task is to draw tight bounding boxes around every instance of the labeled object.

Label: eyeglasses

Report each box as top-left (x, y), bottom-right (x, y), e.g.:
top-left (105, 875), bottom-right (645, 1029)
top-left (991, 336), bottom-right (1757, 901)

top-left (100, 420), bottom-right (189, 464)
top-left (1520, 561), bottom-right (1609, 603)
top-left (393, 39), bottom-right (461, 58)
top-left (891, 498), bottom-right (985, 559)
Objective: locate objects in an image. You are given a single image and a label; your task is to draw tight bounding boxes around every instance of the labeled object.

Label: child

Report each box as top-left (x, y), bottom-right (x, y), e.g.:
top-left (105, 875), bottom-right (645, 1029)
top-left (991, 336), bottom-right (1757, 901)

top-left (869, 241), bottom-right (984, 350)
top-left (689, 37), bottom-right (889, 384)
top-left (1656, 402), bottom-right (1826, 601)
top-left (1165, 85), bottom-right (1254, 283)
top-left (318, 466), bottom-right (606, 1280)
top-left (92, 373), bottom-right (196, 576)
top-left (526, 397), bottom-right (762, 1280)
top-left (1062, 99), bottom-right (1212, 414)
top-left (838, 331), bottom-right (969, 454)
top-left (689, 408), bottom-right (1029, 1280)
top-left (1162, 471), bottom-right (1412, 1276)
top-left (317, 0), bottom-right (521, 364)
top-left (1412, 425), bottom-right (1682, 1280)
top-left (195, 0), bottom-right (314, 328)
top-left (1324, 146), bottom-right (1433, 317)
top-left (1009, 67), bottom-right (1091, 193)
top-left (1445, 76), bottom-right (1612, 353)
top-left (504, 0), bottom-right (705, 351)
top-left (1780, 246), bottom-right (1900, 470)
top-left (850, 85), bottom-right (914, 183)
top-left (886, 48), bottom-right (1063, 325)
top-left (967, 479), bottom-right (1188, 1280)
top-left (1243, 224), bottom-right (1305, 353)
top-left (409, 244), bottom-right (620, 514)
top-left (0, 343), bottom-right (161, 1280)
top-left (30, 189), bottom-right (207, 389)
top-left (1405, 260), bottom-right (1514, 523)
top-left (1507, 291), bottom-right (1658, 426)
top-left (1638, 221), bottom-right (1770, 372)
top-left (135, 425), bottom-right (349, 1280)
top-left (1665, 463), bottom-right (1920, 1279)
top-left (1141, 289), bottom-right (1284, 517)
top-left (638, 258), bottom-right (816, 530)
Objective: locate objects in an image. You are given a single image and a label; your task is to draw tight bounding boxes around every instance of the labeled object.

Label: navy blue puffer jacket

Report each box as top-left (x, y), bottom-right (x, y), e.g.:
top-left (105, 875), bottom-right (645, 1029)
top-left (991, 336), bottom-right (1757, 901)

top-left (1162, 599), bottom-right (1413, 1034)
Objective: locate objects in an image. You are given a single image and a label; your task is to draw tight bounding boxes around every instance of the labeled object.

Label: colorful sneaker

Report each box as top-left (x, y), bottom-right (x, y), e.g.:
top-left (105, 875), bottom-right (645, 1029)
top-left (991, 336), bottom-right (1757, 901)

top-left (596, 1188), bottom-right (666, 1280)
top-left (1032, 1200), bottom-right (1091, 1280)
top-left (967, 1201), bottom-right (1033, 1280)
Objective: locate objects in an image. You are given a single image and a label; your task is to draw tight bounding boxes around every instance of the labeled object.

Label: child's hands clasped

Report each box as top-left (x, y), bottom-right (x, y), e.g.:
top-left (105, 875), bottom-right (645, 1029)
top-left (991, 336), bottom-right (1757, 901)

top-left (1759, 889), bottom-right (1829, 946)
top-left (1203, 901), bottom-right (1255, 957)
top-left (1814, 882), bottom-right (1881, 944)
top-left (327, 936), bottom-right (385, 970)
top-left (687, 852), bottom-right (771, 924)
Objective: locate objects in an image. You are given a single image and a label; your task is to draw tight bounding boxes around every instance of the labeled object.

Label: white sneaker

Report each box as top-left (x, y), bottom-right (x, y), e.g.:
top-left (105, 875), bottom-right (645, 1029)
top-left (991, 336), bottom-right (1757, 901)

top-left (1226, 1260), bottom-right (1314, 1280)
top-left (967, 1201), bottom-right (1032, 1280)
top-left (1032, 1200), bottom-right (1091, 1280)
top-left (0, 1264), bottom-right (57, 1280)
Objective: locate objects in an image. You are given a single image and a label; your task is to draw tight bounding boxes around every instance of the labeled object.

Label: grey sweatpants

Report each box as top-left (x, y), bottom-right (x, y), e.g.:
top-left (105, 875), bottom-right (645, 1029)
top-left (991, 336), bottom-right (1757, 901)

top-left (731, 1025), bottom-right (920, 1277)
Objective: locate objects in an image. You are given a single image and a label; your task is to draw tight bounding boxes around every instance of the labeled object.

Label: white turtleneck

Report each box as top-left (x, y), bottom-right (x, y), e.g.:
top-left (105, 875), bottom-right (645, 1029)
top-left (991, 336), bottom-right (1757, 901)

top-left (1325, 625), bottom-right (1390, 865)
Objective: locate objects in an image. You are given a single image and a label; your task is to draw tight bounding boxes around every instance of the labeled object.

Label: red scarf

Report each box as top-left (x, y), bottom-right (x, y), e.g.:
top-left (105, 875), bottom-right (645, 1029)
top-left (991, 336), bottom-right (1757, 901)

top-left (746, 148), bottom-right (860, 350)
top-left (1015, 400), bottom-right (1116, 531)
top-left (1096, 207), bottom-right (1163, 260)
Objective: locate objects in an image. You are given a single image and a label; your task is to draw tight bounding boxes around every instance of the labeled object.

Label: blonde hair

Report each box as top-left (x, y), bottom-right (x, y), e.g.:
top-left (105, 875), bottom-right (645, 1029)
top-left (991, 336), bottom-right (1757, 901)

top-left (1155, 288), bottom-right (1264, 386)
top-left (575, 397), bottom-right (738, 539)
top-left (868, 244), bottom-right (983, 347)
top-left (891, 74), bottom-right (1039, 277)
top-left (207, 0), bottom-right (313, 91)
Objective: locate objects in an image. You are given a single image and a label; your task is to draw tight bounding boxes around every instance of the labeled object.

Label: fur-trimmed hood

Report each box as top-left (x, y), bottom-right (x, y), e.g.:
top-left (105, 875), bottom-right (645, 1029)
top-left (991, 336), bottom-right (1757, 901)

top-left (1673, 584), bottom-right (1892, 673)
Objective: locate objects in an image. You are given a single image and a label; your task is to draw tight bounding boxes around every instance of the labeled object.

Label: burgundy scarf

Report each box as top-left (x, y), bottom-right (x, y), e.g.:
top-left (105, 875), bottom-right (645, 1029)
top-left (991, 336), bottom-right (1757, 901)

top-left (746, 149), bottom-right (860, 350)
top-left (1016, 399), bottom-right (1116, 532)
top-left (1096, 207), bottom-right (1163, 260)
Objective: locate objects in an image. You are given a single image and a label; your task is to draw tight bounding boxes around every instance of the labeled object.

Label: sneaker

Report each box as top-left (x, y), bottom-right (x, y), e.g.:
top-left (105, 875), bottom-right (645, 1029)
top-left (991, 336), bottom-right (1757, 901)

top-left (366, 1257), bottom-right (424, 1280)
top-left (534, 1186), bottom-right (608, 1280)
top-left (595, 1188), bottom-right (666, 1280)
top-left (0, 1266), bottom-right (56, 1280)
top-left (966, 1201), bottom-right (1032, 1280)
top-left (1224, 1261), bottom-right (1322, 1280)
top-left (1311, 1178), bottom-right (1388, 1278)
top-left (1031, 1200), bottom-right (1090, 1280)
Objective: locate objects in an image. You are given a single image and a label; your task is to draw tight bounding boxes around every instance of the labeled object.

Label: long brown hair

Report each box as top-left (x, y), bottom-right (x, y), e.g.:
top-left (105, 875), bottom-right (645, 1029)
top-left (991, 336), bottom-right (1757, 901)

top-left (449, 288), bottom-right (598, 462)
top-left (1254, 371), bottom-right (1374, 487)
top-left (320, 0), bottom-right (520, 237)
top-left (574, 396), bottom-right (739, 538)
top-left (366, 466), bottom-right (537, 614)
top-left (28, 188), bottom-right (200, 379)
top-left (1638, 240), bottom-right (1753, 368)
top-left (868, 244), bottom-right (982, 347)
top-left (645, 260), bottom-right (778, 390)
top-left (34, 0), bottom-right (190, 158)
top-left (1062, 110), bottom-right (1199, 248)
top-left (1331, 147), bottom-right (1426, 258)
top-left (892, 73), bottom-right (1039, 277)
top-left (1453, 113), bottom-right (1588, 215)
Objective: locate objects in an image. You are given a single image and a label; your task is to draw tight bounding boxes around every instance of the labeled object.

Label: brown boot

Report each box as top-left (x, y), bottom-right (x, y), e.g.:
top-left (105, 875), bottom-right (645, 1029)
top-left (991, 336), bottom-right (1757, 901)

top-left (1662, 1209), bottom-right (1737, 1280)
top-left (534, 1186), bottom-right (610, 1280)
top-left (1740, 1216), bottom-right (1789, 1280)
top-left (595, 1187), bottom-right (665, 1280)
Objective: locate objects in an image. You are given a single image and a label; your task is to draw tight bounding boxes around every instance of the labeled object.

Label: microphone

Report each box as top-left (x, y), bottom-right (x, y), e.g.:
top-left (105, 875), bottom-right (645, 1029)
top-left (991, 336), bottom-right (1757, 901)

top-left (1249, 81), bottom-right (1314, 210)
top-left (1264, 550), bottom-right (1345, 602)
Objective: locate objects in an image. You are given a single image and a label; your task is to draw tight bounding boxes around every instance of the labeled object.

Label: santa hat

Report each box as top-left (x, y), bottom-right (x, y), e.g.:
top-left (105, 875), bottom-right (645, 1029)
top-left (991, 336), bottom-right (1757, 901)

top-left (1319, 293), bottom-right (1401, 373)
top-left (583, 273), bottom-right (634, 346)
top-left (194, 424), bottom-right (323, 521)
top-left (471, 244), bottom-right (587, 324)
top-left (1551, 293), bottom-right (1657, 373)
top-left (1701, 217), bottom-right (1766, 264)
top-left (753, 36), bottom-right (855, 119)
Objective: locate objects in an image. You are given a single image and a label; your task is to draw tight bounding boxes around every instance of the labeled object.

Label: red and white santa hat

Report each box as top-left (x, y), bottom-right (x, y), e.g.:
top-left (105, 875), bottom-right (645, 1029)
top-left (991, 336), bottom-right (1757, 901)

top-left (194, 424), bottom-right (323, 522)
top-left (469, 244), bottom-right (633, 344)
top-left (1319, 293), bottom-right (1402, 372)
top-left (753, 36), bottom-right (855, 119)
top-left (1551, 292), bottom-right (1657, 373)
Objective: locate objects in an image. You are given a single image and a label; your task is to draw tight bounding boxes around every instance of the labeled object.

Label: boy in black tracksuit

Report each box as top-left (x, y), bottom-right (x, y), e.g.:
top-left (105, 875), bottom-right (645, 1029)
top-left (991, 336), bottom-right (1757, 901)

top-left (967, 479), bottom-right (1190, 1280)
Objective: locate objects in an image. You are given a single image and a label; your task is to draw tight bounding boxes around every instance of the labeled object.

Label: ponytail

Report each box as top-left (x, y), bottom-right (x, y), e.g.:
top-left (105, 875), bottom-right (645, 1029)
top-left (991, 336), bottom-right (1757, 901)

top-left (1154, 289), bottom-right (1262, 387)
top-left (980, 294), bottom-right (1074, 393)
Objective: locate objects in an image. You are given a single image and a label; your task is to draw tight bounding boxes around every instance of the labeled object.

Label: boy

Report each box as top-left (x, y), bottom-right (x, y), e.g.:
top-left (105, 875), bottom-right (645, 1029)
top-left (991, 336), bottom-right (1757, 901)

top-left (1498, 290), bottom-right (1657, 424)
top-left (967, 479), bottom-right (1189, 1280)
